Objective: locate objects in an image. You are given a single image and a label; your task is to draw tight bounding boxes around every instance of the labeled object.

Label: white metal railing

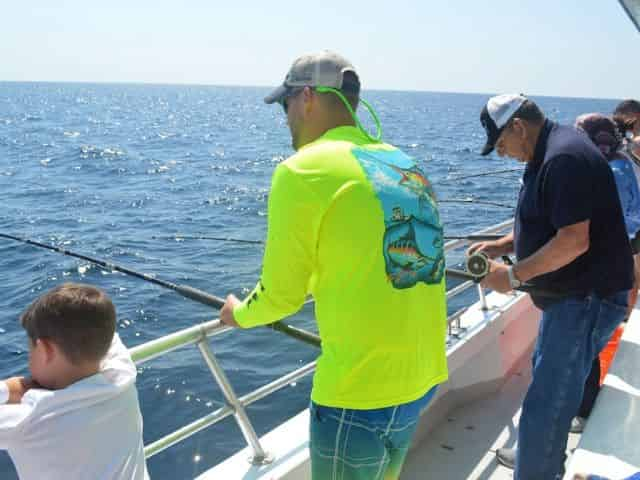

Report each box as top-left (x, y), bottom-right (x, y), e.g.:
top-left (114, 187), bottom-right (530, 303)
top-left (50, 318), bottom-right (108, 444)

top-left (131, 219), bottom-right (514, 464)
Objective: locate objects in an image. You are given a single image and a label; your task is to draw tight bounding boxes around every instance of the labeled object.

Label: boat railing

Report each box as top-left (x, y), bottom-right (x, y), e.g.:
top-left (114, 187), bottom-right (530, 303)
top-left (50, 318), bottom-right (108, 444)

top-left (130, 218), bottom-right (515, 465)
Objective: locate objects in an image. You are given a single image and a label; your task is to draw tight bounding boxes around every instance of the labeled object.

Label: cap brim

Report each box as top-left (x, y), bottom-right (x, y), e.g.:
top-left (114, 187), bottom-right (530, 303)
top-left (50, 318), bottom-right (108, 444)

top-left (264, 84), bottom-right (289, 105)
top-left (481, 142), bottom-right (495, 156)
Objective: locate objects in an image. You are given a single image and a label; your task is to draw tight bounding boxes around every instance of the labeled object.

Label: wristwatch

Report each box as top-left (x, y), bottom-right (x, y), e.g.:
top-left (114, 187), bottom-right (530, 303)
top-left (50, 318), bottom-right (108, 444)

top-left (507, 266), bottom-right (522, 289)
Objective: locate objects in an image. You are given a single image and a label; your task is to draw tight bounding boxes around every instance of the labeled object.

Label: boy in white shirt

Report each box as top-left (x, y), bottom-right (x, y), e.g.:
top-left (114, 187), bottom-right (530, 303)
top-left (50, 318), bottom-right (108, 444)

top-left (0, 283), bottom-right (148, 480)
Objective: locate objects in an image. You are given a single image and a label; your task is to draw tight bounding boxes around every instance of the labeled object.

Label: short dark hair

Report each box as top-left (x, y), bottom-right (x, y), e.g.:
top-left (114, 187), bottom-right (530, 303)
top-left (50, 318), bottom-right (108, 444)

top-left (613, 99), bottom-right (640, 135)
top-left (512, 99), bottom-right (545, 125)
top-left (575, 113), bottom-right (621, 161)
top-left (614, 99), bottom-right (640, 117)
top-left (21, 283), bottom-right (116, 364)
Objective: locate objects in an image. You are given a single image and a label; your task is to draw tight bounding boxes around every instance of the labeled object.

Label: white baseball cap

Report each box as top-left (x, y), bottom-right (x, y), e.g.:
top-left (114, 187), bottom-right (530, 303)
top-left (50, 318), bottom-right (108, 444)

top-left (480, 93), bottom-right (527, 155)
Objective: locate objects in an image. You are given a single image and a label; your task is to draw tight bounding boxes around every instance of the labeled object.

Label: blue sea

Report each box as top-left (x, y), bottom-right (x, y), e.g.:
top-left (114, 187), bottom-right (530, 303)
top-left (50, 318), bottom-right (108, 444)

top-left (0, 82), bottom-right (620, 478)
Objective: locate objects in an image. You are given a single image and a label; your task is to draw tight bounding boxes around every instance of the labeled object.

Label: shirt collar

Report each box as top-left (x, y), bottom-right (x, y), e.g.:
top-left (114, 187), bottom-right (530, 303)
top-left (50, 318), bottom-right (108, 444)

top-left (299, 125), bottom-right (371, 152)
top-left (528, 119), bottom-right (554, 171)
top-left (320, 125), bottom-right (370, 144)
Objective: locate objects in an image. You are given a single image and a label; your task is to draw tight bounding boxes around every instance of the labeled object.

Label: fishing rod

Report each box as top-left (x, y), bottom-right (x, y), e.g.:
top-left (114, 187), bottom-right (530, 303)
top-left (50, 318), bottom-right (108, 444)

top-left (4, 231), bottom-right (559, 336)
top-left (153, 233), bottom-right (506, 244)
top-left (0, 233), bottom-right (321, 348)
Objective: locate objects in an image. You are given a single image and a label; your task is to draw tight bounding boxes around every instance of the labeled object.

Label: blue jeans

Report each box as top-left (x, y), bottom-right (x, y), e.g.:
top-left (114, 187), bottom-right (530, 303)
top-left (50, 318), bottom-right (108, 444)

top-left (309, 386), bottom-right (437, 480)
top-left (515, 291), bottom-right (628, 480)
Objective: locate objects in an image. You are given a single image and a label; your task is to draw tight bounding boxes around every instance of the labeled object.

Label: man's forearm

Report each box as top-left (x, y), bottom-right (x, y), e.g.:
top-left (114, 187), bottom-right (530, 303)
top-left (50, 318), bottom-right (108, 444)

top-left (513, 224), bottom-right (589, 283)
top-left (497, 231), bottom-right (515, 255)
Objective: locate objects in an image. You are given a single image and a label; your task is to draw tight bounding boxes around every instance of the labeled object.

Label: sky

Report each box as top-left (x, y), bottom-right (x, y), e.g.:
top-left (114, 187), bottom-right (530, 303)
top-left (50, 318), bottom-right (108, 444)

top-left (1, 0), bottom-right (638, 99)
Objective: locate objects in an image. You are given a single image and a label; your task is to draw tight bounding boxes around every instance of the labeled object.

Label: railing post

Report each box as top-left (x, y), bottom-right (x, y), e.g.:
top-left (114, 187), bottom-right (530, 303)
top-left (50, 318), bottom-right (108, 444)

top-left (197, 339), bottom-right (273, 465)
top-left (477, 283), bottom-right (488, 311)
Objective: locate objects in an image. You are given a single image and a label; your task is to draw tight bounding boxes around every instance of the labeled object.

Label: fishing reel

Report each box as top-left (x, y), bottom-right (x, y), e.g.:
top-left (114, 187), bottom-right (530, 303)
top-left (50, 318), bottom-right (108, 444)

top-left (464, 252), bottom-right (515, 282)
top-left (465, 252), bottom-right (490, 281)
top-left (457, 252), bottom-right (562, 298)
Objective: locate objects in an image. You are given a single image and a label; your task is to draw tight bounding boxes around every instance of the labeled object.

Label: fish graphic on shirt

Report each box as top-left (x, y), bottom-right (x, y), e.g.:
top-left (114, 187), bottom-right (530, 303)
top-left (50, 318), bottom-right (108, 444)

top-left (383, 163), bottom-right (432, 196)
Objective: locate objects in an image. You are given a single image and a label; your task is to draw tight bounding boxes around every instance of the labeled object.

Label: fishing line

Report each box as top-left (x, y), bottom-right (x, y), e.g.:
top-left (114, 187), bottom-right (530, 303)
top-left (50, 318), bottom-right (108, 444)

top-left (0, 232), bottom-right (321, 348)
top-left (152, 235), bottom-right (264, 245)
top-left (444, 234), bottom-right (504, 241)
top-left (438, 199), bottom-right (514, 209)
top-left (440, 168), bottom-right (524, 183)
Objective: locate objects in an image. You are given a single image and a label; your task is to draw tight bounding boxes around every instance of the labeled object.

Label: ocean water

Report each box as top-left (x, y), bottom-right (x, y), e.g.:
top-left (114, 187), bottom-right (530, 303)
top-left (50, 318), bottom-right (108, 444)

top-left (0, 83), bottom-right (620, 478)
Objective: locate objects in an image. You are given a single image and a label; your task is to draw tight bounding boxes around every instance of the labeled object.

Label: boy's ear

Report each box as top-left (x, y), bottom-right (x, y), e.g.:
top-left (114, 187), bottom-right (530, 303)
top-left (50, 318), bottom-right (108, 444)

top-left (37, 338), bottom-right (58, 364)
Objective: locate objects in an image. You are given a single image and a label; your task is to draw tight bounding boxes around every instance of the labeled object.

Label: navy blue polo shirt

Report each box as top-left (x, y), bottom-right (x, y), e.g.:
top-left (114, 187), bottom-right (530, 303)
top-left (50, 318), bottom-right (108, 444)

top-left (514, 119), bottom-right (633, 309)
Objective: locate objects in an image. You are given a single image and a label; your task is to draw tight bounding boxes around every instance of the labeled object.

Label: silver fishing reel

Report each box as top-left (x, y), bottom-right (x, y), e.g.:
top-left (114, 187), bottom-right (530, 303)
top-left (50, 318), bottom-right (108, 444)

top-left (465, 252), bottom-right (490, 279)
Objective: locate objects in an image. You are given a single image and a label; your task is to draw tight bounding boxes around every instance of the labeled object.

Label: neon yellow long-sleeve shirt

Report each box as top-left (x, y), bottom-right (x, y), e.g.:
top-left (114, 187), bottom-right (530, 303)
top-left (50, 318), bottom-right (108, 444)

top-left (234, 126), bottom-right (448, 409)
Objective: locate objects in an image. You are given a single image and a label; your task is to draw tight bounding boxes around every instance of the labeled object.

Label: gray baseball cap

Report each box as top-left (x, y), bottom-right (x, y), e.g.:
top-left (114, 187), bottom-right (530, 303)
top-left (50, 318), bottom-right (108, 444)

top-left (264, 50), bottom-right (361, 105)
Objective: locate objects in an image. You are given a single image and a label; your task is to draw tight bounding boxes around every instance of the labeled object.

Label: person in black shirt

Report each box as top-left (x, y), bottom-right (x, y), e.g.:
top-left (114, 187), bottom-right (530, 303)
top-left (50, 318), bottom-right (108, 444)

top-left (469, 94), bottom-right (633, 480)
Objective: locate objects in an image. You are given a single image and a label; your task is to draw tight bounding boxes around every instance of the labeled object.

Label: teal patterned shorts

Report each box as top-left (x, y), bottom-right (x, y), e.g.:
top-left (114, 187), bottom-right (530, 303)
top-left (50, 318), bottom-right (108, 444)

top-left (309, 386), bottom-right (437, 480)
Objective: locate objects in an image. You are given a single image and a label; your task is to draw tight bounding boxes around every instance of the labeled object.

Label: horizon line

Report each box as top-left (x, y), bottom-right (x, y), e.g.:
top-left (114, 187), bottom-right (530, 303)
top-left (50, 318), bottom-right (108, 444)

top-left (0, 78), bottom-right (627, 102)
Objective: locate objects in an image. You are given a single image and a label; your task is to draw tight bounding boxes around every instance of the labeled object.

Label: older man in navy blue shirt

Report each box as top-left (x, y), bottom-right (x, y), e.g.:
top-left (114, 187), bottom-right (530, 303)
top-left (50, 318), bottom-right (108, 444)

top-left (469, 94), bottom-right (633, 480)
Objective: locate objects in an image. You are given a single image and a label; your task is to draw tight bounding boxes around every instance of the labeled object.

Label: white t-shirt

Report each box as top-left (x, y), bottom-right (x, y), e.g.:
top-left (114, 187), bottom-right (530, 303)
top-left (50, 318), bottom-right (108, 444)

top-left (0, 334), bottom-right (149, 480)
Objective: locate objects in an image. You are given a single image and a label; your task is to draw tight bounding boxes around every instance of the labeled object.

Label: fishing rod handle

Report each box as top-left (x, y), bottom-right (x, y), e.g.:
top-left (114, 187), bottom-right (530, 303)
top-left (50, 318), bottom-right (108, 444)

top-left (175, 285), bottom-right (323, 346)
top-left (269, 322), bottom-right (321, 348)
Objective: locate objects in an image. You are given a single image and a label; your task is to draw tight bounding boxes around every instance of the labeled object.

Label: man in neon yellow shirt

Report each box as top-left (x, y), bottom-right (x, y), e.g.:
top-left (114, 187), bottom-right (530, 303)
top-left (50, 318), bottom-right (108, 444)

top-left (220, 51), bottom-right (448, 479)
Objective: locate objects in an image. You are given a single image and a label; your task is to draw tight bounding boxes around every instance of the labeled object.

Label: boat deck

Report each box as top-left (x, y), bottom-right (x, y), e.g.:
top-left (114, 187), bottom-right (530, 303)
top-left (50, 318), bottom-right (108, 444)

top-left (402, 357), bottom-right (581, 479)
